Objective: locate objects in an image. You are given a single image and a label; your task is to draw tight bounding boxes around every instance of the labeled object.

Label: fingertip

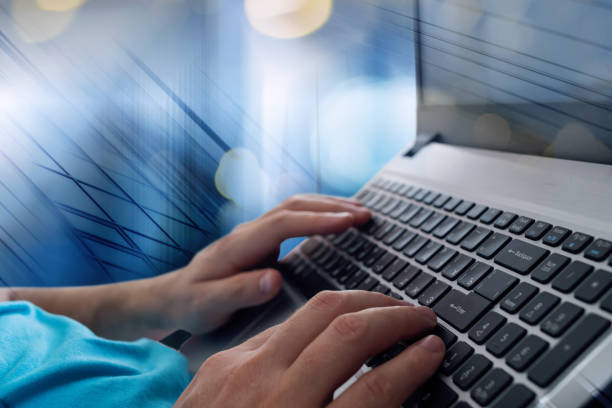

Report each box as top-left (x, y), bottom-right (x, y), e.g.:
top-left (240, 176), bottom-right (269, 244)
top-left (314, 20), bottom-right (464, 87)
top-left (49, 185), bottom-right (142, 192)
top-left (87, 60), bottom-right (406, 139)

top-left (259, 268), bottom-right (283, 297)
top-left (417, 335), bottom-right (445, 354)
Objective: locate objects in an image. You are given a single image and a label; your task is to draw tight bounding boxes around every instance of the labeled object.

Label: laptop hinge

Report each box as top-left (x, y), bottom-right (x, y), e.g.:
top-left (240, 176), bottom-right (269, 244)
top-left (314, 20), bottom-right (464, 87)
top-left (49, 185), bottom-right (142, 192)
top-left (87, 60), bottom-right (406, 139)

top-left (404, 133), bottom-right (441, 157)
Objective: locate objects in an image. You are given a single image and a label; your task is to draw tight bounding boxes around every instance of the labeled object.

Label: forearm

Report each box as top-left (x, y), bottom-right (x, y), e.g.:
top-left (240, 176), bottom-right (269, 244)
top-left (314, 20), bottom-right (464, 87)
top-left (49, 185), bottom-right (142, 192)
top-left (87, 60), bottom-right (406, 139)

top-left (2, 277), bottom-right (171, 341)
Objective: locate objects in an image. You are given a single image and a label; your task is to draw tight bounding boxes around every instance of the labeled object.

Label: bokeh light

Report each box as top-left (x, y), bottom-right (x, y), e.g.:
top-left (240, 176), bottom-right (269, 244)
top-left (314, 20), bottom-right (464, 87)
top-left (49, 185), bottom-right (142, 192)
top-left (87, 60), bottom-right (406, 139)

top-left (473, 113), bottom-right (512, 149)
top-left (244, 0), bottom-right (333, 39)
top-left (12, 0), bottom-right (76, 43)
top-left (545, 123), bottom-right (612, 163)
top-left (312, 76), bottom-right (416, 195)
top-left (36, 0), bottom-right (85, 12)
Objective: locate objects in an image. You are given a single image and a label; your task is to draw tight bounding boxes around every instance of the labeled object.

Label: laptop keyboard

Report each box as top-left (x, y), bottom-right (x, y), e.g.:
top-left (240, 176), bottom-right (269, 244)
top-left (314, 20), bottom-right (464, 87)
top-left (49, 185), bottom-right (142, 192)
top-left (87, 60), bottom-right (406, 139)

top-left (280, 177), bottom-right (612, 408)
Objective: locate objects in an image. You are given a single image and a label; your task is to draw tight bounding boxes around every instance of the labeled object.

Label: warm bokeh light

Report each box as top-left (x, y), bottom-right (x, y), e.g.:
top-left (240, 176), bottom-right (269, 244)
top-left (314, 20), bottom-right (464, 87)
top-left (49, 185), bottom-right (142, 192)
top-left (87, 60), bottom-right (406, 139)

top-left (244, 0), bottom-right (333, 39)
top-left (214, 148), bottom-right (273, 206)
top-left (473, 113), bottom-right (512, 149)
top-left (36, 0), bottom-right (85, 12)
top-left (12, 0), bottom-right (76, 43)
top-left (545, 123), bottom-right (612, 163)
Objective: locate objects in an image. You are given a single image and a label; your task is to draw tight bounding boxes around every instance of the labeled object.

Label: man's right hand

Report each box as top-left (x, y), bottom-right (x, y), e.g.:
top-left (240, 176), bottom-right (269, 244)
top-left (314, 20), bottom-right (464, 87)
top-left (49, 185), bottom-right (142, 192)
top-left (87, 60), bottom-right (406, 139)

top-left (174, 290), bottom-right (445, 407)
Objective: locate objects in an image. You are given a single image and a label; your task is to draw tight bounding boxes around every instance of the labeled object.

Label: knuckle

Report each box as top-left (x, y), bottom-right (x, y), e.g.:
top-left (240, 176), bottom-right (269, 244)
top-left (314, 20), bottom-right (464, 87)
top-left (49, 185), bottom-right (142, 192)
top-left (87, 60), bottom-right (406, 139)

top-left (362, 372), bottom-right (393, 402)
top-left (331, 312), bottom-right (367, 341)
top-left (201, 350), bottom-right (231, 370)
top-left (269, 209), bottom-right (291, 226)
top-left (309, 290), bottom-right (345, 312)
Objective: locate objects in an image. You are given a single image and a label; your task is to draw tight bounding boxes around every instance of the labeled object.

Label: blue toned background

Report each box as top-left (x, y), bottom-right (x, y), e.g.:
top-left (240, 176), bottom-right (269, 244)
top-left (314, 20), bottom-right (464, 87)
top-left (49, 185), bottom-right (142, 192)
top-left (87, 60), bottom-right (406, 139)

top-left (0, 0), bottom-right (417, 286)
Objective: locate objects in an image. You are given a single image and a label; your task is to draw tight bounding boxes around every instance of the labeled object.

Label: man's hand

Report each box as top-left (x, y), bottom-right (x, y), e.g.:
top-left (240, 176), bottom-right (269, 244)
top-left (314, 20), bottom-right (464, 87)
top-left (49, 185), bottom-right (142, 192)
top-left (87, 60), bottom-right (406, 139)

top-left (175, 291), bottom-right (445, 408)
top-left (5, 194), bottom-right (371, 340)
top-left (153, 194), bottom-right (371, 335)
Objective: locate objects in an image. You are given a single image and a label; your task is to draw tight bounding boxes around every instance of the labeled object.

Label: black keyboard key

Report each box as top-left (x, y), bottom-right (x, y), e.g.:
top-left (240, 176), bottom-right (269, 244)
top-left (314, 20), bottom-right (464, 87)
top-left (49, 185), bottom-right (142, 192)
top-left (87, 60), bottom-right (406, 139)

top-left (433, 194), bottom-right (451, 208)
top-left (410, 209), bottom-right (433, 228)
top-left (428, 247), bottom-right (457, 272)
top-left (357, 276), bottom-right (378, 291)
top-left (461, 227), bottom-right (492, 252)
top-left (408, 378), bottom-right (458, 408)
top-left (471, 368), bottom-right (512, 406)
top-left (528, 314), bottom-right (610, 387)
top-left (453, 354), bottom-right (492, 390)
top-left (404, 235), bottom-right (429, 258)
top-left (575, 269), bottom-right (612, 303)
top-left (491, 384), bottom-right (535, 408)
top-left (541, 302), bottom-right (584, 337)
top-left (423, 191), bottom-right (440, 205)
top-left (346, 269), bottom-right (367, 289)
top-left (525, 221), bottom-right (552, 240)
top-left (444, 197), bottom-right (462, 212)
top-left (433, 324), bottom-right (458, 348)
top-left (519, 292), bottom-right (560, 324)
top-left (405, 272), bottom-right (435, 298)
top-left (381, 258), bottom-right (408, 282)
top-left (382, 227), bottom-right (404, 245)
top-left (355, 241), bottom-right (376, 261)
top-left (337, 264), bottom-right (358, 284)
top-left (389, 201), bottom-right (410, 220)
top-left (467, 204), bottom-right (488, 220)
top-left (562, 232), bottom-right (593, 254)
top-left (363, 246), bottom-right (386, 267)
top-left (585, 239), bottom-right (612, 262)
top-left (501, 282), bottom-right (538, 314)
top-left (455, 200), bottom-right (475, 216)
top-left (441, 254), bottom-right (474, 280)
top-left (345, 236), bottom-right (366, 256)
top-left (420, 212), bottom-right (446, 233)
top-left (531, 253), bottom-right (570, 283)
top-left (415, 242), bottom-right (442, 264)
top-left (441, 341), bottom-right (474, 375)
top-left (486, 323), bottom-right (526, 357)
top-left (404, 186), bottom-right (418, 199)
top-left (447, 222), bottom-right (476, 245)
top-left (494, 212), bottom-right (517, 229)
top-left (433, 217), bottom-right (460, 239)
top-left (601, 290), bottom-right (612, 313)
top-left (301, 239), bottom-right (321, 256)
top-left (506, 335), bottom-right (549, 372)
top-left (551, 261), bottom-right (593, 293)
top-left (433, 290), bottom-right (491, 332)
top-left (458, 262), bottom-right (492, 289)
top-left (372, 284), bottom-right (390, 295)
top-left (393, 265), bottom-right (420, 289)
top-left (543, 226), bottom-right (571, 247)
top-left (393, 230), bottom-right (416, 251)
top-left (475, 269), bottom-right (518, 302)
top-left (494, 239), bottom-right (550, 275)
top-left (374, 222), bottom-right (395, 240)
top-left (373, 196), bottom-right (392, 212)
top-left (371, 252), bottom-right (397, 275)
top-left (476, 233), bottom-right (511, 259)
top-left (480, 208), bottom-right (502, 225)
top-left (414, 189), bottom-right (429, 202)
top-left (468, 311), bottom-right (506, 344)
top-left (509, 216), bottom-right (534, 235)
top-left (399, 205), bottom-right (420, 223)
top-left (380, 198), bottom-right (401, 216)
top-left (418, 280), bottom-right (450, 306)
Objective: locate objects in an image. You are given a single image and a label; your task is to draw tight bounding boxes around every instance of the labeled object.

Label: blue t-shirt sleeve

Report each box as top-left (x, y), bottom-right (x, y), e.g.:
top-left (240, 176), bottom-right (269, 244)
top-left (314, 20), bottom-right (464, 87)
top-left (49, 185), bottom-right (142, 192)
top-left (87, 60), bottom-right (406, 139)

top-left (0, 301), bottom-right (191, 408)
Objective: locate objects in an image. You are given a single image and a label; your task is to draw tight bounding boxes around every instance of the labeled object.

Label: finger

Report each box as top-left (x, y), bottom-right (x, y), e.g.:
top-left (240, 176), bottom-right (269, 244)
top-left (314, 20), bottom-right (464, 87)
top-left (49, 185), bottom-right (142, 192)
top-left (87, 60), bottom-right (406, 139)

top-left (287, 305), bottom-right (437, 405)
top-left (274, 195), bottom-right (370, 223)
top-left (205, 268), bottom-right (283, 313)
top-left (223, 210), bottom-right (362, 271)
top-left (330, 335), bottom-right (445, 408)
top-left (266, 291), bottom-right (410, 366)
top-left (238, 324), bottom-right (280, 351)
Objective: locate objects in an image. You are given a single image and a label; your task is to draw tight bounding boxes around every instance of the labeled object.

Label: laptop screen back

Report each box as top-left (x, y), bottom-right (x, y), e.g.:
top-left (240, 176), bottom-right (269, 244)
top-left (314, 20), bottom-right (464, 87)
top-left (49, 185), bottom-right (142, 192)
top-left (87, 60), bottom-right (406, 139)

top-left (415, 0), bottom-right (612, 164)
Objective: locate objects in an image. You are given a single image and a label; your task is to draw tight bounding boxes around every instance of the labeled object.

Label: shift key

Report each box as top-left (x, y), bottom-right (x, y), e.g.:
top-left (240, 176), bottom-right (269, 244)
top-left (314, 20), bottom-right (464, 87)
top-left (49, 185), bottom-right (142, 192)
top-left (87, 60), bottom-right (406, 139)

top-left (433, 290), bottom-right (491, 332)
top-left (494, 239), bottom-right (549, 275)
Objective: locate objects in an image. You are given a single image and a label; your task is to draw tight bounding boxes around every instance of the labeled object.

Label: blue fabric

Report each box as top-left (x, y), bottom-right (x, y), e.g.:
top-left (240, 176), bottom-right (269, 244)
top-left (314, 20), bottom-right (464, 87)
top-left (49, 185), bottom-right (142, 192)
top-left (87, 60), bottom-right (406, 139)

top-left (0, 301), bottom-right (191, 407)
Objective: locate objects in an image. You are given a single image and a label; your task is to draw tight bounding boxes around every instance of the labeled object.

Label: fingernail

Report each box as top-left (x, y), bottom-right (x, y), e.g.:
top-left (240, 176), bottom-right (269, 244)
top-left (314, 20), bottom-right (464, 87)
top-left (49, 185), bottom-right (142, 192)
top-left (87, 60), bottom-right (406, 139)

top-left (259, 271), bottom-right (275, 294)
top-left (414, 306), bottom-right (437, 324)
top-left (419, 335), bottom-right (445, 353)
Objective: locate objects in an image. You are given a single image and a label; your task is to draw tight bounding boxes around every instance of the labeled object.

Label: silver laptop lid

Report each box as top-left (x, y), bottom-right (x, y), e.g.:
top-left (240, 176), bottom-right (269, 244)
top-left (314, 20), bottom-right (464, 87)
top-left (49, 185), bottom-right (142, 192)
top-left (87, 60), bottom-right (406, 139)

top-left (413, 0), bottom-right (612, 165)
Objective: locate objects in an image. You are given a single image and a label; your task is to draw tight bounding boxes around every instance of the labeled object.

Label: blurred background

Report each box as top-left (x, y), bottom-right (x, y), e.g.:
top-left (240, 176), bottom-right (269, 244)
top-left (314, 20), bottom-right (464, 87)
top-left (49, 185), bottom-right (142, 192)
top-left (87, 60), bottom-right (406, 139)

top-left (0, 0), bottom-right (417, 286)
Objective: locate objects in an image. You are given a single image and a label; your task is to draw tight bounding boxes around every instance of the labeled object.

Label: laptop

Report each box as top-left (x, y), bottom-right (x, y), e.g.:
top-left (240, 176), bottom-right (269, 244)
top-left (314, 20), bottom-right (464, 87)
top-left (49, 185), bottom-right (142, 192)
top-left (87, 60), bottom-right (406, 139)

top-left (184, 1), bottom-right (612, 407)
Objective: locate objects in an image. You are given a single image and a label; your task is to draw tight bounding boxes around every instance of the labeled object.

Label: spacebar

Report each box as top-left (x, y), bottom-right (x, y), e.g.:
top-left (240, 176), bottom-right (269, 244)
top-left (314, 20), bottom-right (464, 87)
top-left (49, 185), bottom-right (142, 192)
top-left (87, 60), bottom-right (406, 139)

top-left (433, 290), bottom-right (491, 332)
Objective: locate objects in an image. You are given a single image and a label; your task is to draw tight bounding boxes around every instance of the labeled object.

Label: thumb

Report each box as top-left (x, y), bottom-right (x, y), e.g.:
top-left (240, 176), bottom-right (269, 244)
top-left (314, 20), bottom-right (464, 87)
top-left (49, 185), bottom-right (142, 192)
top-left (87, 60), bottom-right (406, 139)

top-left (208, 268), bottom-right (283, 312)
